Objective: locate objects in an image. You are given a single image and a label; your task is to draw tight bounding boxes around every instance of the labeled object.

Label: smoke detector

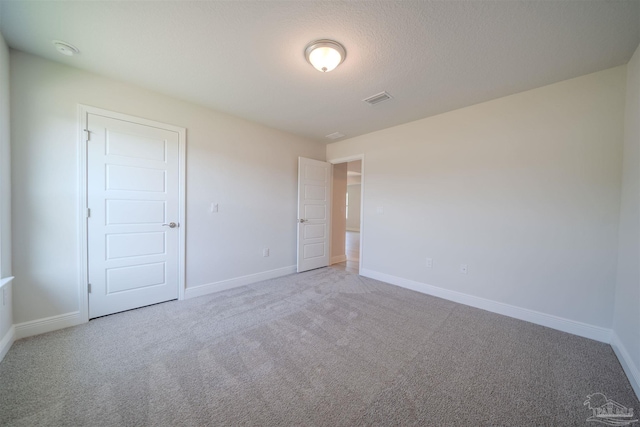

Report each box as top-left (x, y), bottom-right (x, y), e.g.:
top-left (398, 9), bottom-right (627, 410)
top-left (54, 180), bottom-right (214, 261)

top-left (325, 132), bottom-right (345, 140)
top-left (52, 40), bottom-right (79, 56)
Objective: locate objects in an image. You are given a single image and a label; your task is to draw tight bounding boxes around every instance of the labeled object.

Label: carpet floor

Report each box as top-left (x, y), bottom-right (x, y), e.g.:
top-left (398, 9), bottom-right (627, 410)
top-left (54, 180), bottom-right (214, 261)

top-left (0, 267), bottom-right (637, 426)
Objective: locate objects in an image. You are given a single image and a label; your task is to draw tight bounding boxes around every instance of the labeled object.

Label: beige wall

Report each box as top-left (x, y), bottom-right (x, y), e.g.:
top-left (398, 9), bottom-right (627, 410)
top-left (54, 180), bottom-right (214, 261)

top-left (327, 66), bottom-right (626, 329)
top-left (10, 50), bottom-right (325, 324)
top-left (0, 32), bottom-right (12, 349)
top-left (331, 163), bottom-right (347, 262)
top-left (346, 184), bottom-right (361, 232)
top-left (613, 43), bottom-right (640, 395)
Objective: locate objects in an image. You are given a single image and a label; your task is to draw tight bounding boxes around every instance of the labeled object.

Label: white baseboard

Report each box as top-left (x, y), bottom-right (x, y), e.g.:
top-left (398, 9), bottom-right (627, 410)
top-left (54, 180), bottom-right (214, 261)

top-left (10, 266), bottom-right (295, 339)
top-left (611, 331), bottom-right (640, 400)
top-left (14, 311), bottom-right (83, 340)
top-left (331, 255), bottom-right (347, 264)
top-left (0, 325), bottom-right (14, 362)
top-left (346, 228), bottom-right (360, 232)
top-left (360, 268), bottom-right (612, 343)
top-left (185, 265), bottom-right (297, 300)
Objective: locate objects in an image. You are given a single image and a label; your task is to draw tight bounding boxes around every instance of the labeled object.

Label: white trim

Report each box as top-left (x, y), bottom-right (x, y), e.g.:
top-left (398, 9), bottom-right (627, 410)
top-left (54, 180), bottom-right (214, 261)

top-left (346, 227), bottom-right (360, 232)
top-left (177, 128), bottom-right (187, 301)
top-left (77, 106), bottom-right (89, 324)
top-left (328, 154), bottom-right (365, 276)
top-left (14, 311), bottom-right (83, 340)
top-left (78, 105), bottom-right (187, 322)
top-left (611, 331), bottom-right (640, 399)
top-left (360, 268), bottom-right (612, 343)
top-left (185, 265), bottom-right (296, 300)
top-left (328, 155), bottom-right (365, 164)
top-left (0, 325), bottom-right (14, 362)
top-left (331, 255), bottom-right (347, 264)
top-left (0, 276), bottom-right (13, 289)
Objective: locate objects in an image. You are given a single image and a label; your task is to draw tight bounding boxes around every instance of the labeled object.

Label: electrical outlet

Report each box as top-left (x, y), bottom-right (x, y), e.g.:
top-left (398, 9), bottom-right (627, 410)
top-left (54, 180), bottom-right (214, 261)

top-left (376, 206), bottom-right (384, 215)
top-left (426, 257), bottom-right (433, 268)
top-left (263, 248), bottom-right (270, 257)
top-left (210, 202), bottom-right (219, 213)
top-left (459, 264), bottom-right (468, 275)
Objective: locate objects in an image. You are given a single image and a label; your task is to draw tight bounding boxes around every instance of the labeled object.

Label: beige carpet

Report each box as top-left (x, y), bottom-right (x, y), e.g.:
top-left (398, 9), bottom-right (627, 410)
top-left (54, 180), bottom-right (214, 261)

top-left (0, 267), bottom-right (637, 426)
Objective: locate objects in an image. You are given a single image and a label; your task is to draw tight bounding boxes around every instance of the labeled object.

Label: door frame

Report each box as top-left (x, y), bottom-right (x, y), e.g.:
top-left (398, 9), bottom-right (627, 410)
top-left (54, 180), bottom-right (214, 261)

top-left (328, 154), bottom-right (365, 275)
top-left (77, 105), bottom-right (187, 323)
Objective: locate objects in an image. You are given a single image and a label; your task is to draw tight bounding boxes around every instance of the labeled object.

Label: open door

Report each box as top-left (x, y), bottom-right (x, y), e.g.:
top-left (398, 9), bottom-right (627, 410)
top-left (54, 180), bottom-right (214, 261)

top-left (297, 157), bottom-right (332, 272)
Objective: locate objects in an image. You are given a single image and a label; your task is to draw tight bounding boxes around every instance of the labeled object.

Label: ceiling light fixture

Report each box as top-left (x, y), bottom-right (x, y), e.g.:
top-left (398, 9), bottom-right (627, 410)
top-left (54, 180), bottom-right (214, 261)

top-left (52, 40), bottom-right (79, 56)
top-left (304, 39), bottom-right (346, 73)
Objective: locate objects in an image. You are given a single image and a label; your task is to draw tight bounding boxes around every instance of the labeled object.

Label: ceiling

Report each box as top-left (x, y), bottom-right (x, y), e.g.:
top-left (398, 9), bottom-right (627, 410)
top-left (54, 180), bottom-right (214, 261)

top-left (1, 1), bottom-right (638, 143)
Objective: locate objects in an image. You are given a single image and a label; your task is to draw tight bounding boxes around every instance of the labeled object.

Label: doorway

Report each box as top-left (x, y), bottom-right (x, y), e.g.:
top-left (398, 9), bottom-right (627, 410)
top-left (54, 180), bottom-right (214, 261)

top-left (329, 157), bottom-right (363, 274)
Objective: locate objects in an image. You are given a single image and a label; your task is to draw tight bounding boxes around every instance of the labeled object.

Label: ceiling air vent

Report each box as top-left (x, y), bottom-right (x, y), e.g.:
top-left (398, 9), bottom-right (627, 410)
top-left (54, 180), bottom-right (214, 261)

top-left (363, 91), bottom-right (392, 106)
top-left (325, 132), bottom-right (345, 140)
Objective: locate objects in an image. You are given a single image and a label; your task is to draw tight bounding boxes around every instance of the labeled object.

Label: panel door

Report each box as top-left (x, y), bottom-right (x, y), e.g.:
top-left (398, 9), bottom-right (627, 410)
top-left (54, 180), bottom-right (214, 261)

top-left (87, 113), bottom-right (180, 318)
top-left (297, 157), bottom-right (331, 272)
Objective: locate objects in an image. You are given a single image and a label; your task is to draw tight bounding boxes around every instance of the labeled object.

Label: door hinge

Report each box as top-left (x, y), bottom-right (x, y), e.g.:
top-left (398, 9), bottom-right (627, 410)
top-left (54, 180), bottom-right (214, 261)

top-left (88, 283), bottom-right (92, 293)
top-left (84, 129), bottom-right (91, 142)
top-left (86, 208), bottom-right (91, 218)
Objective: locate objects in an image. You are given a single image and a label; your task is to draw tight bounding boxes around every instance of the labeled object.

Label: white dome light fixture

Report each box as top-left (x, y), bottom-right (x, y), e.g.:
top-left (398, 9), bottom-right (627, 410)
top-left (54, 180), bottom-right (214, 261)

top-left (304, 39), bottom-right (346, 73)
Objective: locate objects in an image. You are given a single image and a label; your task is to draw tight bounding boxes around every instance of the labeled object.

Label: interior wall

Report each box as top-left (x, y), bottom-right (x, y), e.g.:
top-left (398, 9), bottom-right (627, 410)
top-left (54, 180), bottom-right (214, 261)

top-left (346, 184), bottom-right (361, 232)
top-left (327, 66), bottom-right (626, 329)
top-left (0, 32), bottom-right (12, 344)
top-left (613, 42), bottom-right (640, 394)
top-left (331, 163), bottom-right (347, 263)
top-left (10, 50), bottom-right (325, 324)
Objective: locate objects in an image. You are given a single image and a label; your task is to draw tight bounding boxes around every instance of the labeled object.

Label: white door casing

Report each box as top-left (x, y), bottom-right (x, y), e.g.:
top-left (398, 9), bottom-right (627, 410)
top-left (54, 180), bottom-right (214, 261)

top-left (85, 110), bottom-right (185, 318)
top-left (297, 157), bottom-right (331, 273)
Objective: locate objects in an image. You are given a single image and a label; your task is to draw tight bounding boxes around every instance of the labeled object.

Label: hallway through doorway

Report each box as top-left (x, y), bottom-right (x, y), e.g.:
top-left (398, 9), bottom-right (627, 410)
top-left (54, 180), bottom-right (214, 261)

top-left (331, 231), bottom-right (359, 274)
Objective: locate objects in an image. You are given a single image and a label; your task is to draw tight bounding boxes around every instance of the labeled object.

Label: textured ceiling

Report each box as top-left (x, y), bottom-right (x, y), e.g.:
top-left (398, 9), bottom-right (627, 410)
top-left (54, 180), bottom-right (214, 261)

top-left (1, 1), bottom-right (639, 143)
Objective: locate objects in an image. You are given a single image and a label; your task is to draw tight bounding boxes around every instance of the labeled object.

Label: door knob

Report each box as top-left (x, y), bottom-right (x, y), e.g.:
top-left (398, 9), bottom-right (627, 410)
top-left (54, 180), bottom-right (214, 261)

top-left (162, 222), bottom-right (178, 228)
top-left (299, 219), bottom-right (308, 223)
